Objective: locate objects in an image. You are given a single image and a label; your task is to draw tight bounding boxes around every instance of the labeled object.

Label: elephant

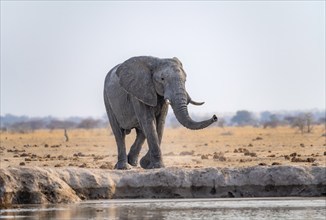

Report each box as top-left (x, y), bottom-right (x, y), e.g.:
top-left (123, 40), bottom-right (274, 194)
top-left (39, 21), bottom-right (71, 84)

top-left (103, 56), bottom-right (217, 169)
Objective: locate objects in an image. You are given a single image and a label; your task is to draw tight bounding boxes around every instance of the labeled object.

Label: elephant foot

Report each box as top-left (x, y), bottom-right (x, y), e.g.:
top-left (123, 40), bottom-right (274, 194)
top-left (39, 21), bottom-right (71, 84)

top-left (140, 155), bottom-right (164, 169)
top-left (127, 154), bottom-right (138, 166)
top-left (114, 161), bottom-right (130, 170)
top-left (140, 155), bottom-right (151, 169)
top-left (144, 161), bottom-right (165, 169)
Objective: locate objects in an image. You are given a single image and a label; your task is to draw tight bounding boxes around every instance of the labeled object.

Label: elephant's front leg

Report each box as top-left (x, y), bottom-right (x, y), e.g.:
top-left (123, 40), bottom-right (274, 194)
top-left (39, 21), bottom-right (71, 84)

top-left (133, 101), bottom-right (164, 169)
top-left (139, 103), bottom-right (168, 168)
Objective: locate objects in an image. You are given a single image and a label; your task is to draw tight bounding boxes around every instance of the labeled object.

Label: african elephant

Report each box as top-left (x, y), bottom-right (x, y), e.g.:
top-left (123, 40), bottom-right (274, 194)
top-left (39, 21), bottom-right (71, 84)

top-left (104, 56), bottom-right (217, 169)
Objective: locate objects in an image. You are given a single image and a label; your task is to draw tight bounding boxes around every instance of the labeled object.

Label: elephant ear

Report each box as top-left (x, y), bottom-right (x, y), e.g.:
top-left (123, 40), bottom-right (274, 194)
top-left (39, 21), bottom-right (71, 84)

top-left (173, 57), bottom-right (183, 67)
top-left (116, 59), bottom-right (157, 107)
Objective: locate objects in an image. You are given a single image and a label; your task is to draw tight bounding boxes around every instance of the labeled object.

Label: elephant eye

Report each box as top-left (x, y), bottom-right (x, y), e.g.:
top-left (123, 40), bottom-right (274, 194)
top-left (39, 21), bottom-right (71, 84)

top-left (161, 77), bottom-right (165, 81)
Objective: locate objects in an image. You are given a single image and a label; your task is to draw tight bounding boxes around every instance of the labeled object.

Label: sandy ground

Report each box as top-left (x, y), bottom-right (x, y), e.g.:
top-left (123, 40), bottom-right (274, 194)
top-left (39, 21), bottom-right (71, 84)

top-left (0, 126), bottom-right (325, 169)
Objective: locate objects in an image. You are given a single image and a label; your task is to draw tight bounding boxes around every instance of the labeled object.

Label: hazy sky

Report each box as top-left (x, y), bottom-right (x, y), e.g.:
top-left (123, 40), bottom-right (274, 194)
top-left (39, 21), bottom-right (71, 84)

top-left (1, 1), bottom-right (325, 118)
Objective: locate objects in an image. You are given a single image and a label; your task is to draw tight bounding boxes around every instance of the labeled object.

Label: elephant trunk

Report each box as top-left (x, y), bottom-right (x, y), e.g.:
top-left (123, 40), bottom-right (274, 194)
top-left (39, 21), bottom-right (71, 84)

top-left (170, 91), bottom-right (217, 130)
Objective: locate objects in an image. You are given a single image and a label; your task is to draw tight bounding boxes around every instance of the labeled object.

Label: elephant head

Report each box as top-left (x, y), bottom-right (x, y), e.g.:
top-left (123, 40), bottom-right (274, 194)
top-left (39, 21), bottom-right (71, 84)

top-left (116, 56), bottom-right (217, 130)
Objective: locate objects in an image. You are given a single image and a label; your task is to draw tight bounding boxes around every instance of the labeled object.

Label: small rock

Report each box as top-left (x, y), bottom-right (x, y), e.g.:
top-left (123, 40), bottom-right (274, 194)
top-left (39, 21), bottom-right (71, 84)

top-left (74, 152), bottom-right (85, 157)
top-left (284, 155), bottom-right (290, 160)
top-left (306, 158), bottom-right (316, 163)
top-left (244, 152), bottom-right (250, 156)
top-left (51, 145), bottom-right (60, 148)
top-left (179, 151), bottom-right (194, 156)
top-left (99, 162), bottom-right (114, 169)
top-left (201, 155), bottom-right (209, 160)
top-left (19, 162), bottom-right (25, 166)
top-left (291, 157), bottom-right (305, 162)
top-left (243, 149), bottom-right (250, 154)
top-left (79, 163), bottom-right (87, 168)
top-left (165, 152), bottom-right (175, 156)
top-left (249, 152), bottom-right (257, 157)
top-left (290, 152), bottom-right (297, 157)
top-left (213, 152), bottom-right (226, 161)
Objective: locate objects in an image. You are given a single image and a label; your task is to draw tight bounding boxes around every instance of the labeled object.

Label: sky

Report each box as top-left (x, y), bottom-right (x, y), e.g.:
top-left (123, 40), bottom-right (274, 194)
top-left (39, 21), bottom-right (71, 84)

top-left (1, 1), bottom-right (325, 118)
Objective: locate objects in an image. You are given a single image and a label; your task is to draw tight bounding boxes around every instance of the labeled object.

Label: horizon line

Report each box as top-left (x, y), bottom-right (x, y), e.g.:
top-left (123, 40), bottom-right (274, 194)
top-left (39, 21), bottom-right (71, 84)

top-left (1, 108), bottom-right (325, 119)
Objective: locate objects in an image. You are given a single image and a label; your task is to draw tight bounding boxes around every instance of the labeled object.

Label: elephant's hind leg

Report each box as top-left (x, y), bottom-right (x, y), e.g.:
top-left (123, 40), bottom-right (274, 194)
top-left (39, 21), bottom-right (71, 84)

top-left (128, 129), bottom-right (145, 166)
top-left (106, 105), bottom-right (129, 170)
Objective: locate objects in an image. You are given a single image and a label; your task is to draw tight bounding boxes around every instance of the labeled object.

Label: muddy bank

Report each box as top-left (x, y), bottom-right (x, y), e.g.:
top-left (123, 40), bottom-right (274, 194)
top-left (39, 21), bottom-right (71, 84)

top-left (1, 166), bottom-right (325, 207)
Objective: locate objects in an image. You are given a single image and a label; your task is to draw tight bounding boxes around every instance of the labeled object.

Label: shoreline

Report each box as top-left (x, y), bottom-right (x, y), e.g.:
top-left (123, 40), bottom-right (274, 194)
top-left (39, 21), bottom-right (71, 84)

top-left (1, 166), bottom-right (325, 207)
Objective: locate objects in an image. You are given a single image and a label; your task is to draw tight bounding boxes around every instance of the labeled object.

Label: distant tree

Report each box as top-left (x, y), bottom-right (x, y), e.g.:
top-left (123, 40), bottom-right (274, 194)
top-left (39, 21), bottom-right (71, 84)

top-left (317, 117), bottom-right (326, 126)
top-left (47, 120), bottom-right (76, 130)
top-left (260, 111), bottom-right (272, 123)
top-left (0, 114), bottom-right (29, 128)
top-left (290, 113), bottom-right (314, 134)
top-left (10, 119), bottom-right (46, 132)
top-left (263, 114), bottom-right (280, 128)
top-left (77, 118), bottom-right (102, 129)
top-left (305, 112), bottom-right (314, 133)
top-left (217, 118), bottom-right (226, 128)
top-left (284, 116), bottom-right (296, 125)
top-left (231, 110), bottom-right (255, 126)
top-left (10, 121), bottom-right (31, 133)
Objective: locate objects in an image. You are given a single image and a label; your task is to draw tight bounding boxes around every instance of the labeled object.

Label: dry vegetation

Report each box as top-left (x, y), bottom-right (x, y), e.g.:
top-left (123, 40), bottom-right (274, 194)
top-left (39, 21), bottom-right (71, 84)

top-left (0, 126), bottom-right (325, 169)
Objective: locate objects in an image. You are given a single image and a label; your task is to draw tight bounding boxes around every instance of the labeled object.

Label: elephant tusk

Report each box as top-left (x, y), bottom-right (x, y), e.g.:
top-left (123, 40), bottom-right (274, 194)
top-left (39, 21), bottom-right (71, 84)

top-left (189, 99), bottom-right (205, 106)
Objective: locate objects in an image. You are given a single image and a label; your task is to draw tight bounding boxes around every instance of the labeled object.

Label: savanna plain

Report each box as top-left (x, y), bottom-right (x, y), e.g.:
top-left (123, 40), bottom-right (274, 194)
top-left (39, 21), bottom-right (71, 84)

top-left (1, 126), bottom-right (325, 169)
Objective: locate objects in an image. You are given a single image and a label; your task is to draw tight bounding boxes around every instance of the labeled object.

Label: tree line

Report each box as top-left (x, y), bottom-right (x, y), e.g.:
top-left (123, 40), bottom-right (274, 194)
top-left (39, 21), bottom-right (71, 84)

top-left (1, 110), bottom-right (325, 133)
top-left (168, 110), bottom-right (325, 134)
top-left (227, 110), bottom-right (325, 134)
top-left (0, 115), bottom-right (107, 133)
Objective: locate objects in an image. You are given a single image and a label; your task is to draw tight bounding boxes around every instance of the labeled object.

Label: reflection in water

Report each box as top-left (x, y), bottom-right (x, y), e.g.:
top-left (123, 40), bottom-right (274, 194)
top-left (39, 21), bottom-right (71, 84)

top-left (1, 198), bottom-right (325, 220)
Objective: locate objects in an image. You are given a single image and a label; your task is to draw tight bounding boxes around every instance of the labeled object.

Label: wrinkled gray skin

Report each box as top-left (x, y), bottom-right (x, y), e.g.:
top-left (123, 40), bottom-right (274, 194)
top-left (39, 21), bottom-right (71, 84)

top-left (104, 56), bottom-right (217, 169)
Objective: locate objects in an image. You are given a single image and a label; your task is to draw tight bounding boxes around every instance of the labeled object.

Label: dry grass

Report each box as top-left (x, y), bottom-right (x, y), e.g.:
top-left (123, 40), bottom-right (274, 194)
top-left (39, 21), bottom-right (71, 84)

top-left (0, 126), bottom-right (325, 169)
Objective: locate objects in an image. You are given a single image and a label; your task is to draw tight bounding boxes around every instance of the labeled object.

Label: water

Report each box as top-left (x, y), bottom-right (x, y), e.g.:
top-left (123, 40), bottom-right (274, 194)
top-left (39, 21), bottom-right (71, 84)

top-left (1, 198), bottom-right (325, 220)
